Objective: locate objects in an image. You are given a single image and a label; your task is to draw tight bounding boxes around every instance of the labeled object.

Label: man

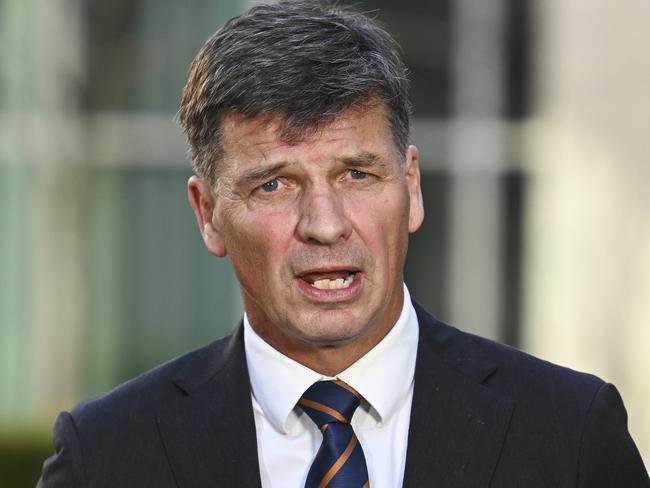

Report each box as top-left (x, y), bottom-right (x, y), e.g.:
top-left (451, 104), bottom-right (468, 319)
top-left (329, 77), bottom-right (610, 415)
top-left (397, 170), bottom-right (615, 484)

top-left (39, 1), bottom-right (648, 487)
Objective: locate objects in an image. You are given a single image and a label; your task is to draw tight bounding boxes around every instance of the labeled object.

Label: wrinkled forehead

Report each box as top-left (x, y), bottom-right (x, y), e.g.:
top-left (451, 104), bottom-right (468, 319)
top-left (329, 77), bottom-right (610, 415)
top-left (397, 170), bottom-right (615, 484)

top-left (218, 102), bottom-right (395, 163)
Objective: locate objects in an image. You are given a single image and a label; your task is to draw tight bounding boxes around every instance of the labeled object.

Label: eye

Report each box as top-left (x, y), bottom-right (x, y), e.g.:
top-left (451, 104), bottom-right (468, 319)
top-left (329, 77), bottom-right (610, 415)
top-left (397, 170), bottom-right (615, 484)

top-left (260, 178), bottom-right (280, 192)
top-left (349, 169), bottom-right (368, 180)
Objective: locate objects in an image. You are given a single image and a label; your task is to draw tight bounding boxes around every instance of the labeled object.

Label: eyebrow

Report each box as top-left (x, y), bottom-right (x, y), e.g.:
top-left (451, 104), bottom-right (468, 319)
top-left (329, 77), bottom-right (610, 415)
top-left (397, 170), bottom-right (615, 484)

top-left (238, 161), bottom-right (290, 187)
top-left (336, 151), bottom-right (390, 170)
top-left (236, 151), bottom-right (389, 188)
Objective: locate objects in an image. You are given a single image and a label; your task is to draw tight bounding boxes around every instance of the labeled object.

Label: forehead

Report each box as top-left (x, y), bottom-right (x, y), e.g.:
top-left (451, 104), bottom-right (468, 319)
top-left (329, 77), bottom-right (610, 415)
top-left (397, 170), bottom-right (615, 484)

top-left (218, 105), bottom-right (397, 171)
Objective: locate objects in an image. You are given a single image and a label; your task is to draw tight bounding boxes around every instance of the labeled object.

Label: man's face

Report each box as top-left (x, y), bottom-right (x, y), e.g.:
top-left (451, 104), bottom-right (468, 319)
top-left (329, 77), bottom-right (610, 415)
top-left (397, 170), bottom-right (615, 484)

top-left (189, 104), bottom-right (423, 363)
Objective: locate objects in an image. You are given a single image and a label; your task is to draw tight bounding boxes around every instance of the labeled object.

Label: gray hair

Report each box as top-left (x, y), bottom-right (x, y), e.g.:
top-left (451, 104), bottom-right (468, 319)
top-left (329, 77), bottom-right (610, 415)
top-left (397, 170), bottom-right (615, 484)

top-left (179, 0), bottom-right (411, 186)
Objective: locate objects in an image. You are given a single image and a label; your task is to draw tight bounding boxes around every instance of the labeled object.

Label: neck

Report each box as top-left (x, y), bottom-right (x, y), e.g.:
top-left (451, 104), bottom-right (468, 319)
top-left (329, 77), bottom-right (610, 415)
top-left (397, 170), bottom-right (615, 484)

top-left (244, 285), bottom-right (405, 376)
top-left (286, 340), bottom-right (383, 377)
top-left (248, 313), bottom-right (399, 377)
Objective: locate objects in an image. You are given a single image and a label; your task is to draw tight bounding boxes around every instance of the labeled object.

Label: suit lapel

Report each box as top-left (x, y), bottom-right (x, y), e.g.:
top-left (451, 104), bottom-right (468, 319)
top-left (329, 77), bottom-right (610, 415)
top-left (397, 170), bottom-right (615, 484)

top-left (403, 305), bottom-right (514, 488)
top-left (157, 325), bottom-right (262, 488)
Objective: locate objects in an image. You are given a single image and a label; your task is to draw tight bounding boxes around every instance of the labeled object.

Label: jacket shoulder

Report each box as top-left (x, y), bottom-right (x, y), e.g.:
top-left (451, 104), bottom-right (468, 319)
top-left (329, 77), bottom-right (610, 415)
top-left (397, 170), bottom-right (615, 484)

top-left (70, 331), bottom-right (237, 431)
top-left (414, 303), bottom-right (649, 485)
top-left (39, 331), bottom-right (242, 487)
top-left (414, 301), bottom-right (604, 400)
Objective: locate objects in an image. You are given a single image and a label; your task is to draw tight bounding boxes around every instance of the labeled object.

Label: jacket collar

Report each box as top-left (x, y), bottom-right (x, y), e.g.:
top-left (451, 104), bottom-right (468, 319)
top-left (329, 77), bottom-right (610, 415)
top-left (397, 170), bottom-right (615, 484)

top-left (157, 324), bottom-right (262, 488)
top-left (402, 302), bottom-right (514, 487)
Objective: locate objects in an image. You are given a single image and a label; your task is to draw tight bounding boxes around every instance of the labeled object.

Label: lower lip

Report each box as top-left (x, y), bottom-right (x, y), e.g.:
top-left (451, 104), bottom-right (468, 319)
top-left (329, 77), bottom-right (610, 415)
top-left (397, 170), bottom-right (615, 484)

top-left (296, 273), bottom-right (363, 302)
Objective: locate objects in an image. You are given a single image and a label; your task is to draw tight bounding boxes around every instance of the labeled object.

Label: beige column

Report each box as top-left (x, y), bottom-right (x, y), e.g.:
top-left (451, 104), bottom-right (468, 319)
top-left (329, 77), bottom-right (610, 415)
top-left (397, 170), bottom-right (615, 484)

top-left (524, 0), bottom-right (650, 462)
top-left (0, 0), bottom-right (85, 428)
top-left (35, 0), bottom-right (86, 419)
top-left (446, 0), bottom-right (507, 340)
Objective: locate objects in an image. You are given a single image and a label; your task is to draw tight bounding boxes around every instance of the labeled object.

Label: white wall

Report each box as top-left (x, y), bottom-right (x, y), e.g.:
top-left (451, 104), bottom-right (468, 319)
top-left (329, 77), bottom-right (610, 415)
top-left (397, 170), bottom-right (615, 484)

top-left (524, 0), bottom-right (650, 463)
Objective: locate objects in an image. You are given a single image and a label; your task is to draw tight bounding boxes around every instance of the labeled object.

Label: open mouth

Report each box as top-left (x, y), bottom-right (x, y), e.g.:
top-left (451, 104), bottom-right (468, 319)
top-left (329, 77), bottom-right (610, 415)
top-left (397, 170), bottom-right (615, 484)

top-left (298, 270), bottom-right (359, 290)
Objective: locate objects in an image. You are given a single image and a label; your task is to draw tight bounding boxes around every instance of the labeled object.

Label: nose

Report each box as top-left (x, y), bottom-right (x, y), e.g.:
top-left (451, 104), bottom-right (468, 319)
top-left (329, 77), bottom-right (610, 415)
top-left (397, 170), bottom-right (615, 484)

top-left (296, 185), bottom-right (352, 244)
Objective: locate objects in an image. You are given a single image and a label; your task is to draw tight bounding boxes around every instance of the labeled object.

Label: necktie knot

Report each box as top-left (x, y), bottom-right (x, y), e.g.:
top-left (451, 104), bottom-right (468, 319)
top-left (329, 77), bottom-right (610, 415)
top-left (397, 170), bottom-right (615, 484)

top-left (299, 380), bottom-right (363, 428)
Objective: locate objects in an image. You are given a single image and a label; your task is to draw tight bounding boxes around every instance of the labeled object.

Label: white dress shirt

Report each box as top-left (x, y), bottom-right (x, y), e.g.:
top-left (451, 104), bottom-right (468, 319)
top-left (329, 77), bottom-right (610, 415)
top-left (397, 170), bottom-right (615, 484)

top-left (244, 284), bottom-right (419, 488)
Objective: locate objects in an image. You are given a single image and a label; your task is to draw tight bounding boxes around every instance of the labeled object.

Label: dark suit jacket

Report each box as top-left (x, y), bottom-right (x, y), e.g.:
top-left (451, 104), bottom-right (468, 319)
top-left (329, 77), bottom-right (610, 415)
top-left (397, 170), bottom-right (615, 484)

top-left (38, 303), bottom-right (649, 487)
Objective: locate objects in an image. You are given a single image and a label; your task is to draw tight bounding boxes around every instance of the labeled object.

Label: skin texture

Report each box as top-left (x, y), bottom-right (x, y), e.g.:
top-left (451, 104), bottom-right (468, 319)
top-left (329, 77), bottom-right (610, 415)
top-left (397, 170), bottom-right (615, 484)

top-left (188, 104), bottom-right (424, 375)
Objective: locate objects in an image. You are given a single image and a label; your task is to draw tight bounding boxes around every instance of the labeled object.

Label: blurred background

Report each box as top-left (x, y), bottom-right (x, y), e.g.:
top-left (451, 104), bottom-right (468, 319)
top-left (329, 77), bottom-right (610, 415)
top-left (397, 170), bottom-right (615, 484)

top-left (1, 0), bottom-right (648, 484)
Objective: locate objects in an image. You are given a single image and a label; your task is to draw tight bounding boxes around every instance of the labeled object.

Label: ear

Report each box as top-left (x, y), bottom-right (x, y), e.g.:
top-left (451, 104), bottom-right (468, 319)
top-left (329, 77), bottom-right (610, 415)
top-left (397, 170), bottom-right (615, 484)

top-left (404, 145), bottom-right (424, 233)
top-left (187, 175), bottom-right (227, 257)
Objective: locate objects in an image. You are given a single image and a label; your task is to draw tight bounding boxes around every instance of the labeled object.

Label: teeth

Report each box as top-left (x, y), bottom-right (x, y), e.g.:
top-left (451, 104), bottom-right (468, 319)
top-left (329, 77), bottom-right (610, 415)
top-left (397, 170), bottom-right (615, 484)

top-left (331, 278), bottom-right (344, 289)
top-left (311, 274), bottom-right (355, 290)
top-left (312, 279), bottom-right (326, 289)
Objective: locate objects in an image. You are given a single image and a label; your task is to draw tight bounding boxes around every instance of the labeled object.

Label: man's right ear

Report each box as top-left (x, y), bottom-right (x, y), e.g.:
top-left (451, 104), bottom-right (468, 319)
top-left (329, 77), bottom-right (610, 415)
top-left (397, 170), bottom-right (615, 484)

top-left (187, 175), bottom-right (227, 257)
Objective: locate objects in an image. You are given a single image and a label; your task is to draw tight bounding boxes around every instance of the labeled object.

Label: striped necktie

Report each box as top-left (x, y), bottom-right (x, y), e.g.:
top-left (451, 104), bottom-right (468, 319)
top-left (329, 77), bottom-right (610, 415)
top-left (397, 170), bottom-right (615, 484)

top-left (299, 380), bottom-right (370, 488)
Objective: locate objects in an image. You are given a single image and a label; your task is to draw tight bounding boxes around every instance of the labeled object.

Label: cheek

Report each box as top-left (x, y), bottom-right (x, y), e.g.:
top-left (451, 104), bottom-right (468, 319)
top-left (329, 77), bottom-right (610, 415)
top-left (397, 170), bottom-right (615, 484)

top-left (349, 187), bottom-right (410, 242)
top-left (225, 210), bottom-right (296, 275)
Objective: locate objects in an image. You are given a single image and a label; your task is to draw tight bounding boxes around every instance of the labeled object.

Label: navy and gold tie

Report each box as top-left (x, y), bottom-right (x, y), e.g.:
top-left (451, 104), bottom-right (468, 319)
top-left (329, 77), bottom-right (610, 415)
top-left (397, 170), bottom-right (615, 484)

top-left (299, 380), bottom-right (370, 488)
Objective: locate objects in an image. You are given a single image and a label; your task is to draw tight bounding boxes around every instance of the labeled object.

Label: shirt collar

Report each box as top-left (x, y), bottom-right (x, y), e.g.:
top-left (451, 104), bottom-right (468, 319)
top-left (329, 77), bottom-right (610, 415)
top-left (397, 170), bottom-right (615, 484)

top-left (244, 284), bottom-right (419, 434)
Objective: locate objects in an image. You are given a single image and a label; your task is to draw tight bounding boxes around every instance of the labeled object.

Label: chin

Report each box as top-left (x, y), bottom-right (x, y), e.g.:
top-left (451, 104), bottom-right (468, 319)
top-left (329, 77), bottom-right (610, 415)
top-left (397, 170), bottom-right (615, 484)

top-left (300, 333), bottom-right (361, 348)
top-left (296, 319), bottom-right (367, 346)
